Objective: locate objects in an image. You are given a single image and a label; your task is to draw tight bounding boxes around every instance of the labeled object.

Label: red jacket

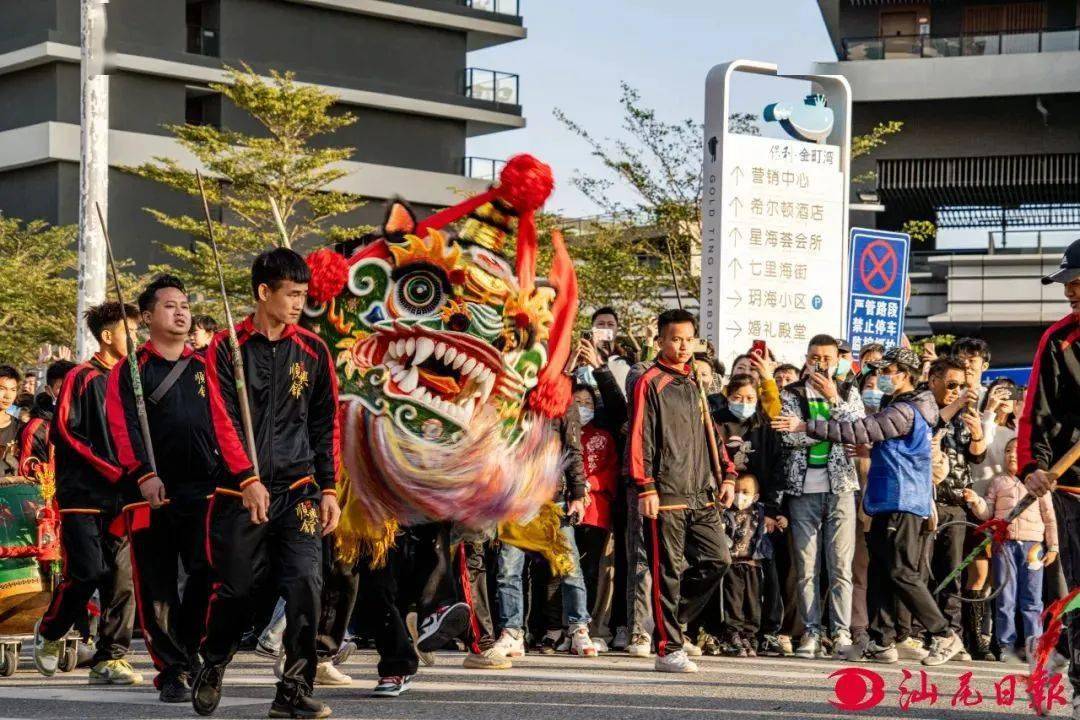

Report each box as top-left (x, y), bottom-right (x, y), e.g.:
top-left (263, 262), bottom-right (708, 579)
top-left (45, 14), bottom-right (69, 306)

top-left (581, 424), bottom-right (618, 530)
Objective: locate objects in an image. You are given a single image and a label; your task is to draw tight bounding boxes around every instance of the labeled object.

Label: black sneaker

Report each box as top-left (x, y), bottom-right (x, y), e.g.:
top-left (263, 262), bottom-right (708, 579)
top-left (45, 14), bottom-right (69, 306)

top-left (191, 664), bottom-right (225, 716)
top-left (159, 671), bottom-right (192, 703)
top-left (416, 603), bottom-right (471, 653)
top-left (371, 674), bottom-right (413, 697)
top-left (238, 631), bottom-right (259, 652)
top-left (539, 634), bottom-right (558, 655)
top-left (269, 683), bottom-right (331, 719)
top-left (700, 633), bottom-right (721, 657)
top-left (758, 635), bottom-right (784, 657)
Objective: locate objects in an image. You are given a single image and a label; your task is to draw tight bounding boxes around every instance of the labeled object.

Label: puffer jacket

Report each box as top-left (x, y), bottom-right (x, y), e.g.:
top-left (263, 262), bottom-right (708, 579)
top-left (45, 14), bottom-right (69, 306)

top-left (778, 379), bottom-right (864, 496)
top-left (970, 474), bottom-right (1059, 547)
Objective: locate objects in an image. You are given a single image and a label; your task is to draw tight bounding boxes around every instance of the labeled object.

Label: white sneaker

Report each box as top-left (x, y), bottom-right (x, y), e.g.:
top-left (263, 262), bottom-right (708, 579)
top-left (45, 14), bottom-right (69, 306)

top-left (89, 659), bottom-right (142, 685)
top-left (923, 632), bottom-right (964, 666)
top-left (626, 634), bottom-right (652, 657)
top-left (795, 632), bottom-right (820, 659)
top-left (591, 637), bottom-right (609, 653)
top-left (556, 632), bottom-right (572, 653)
top-left (491, 628), bottom-right (525, 659)
top-left (1071, 694), bottom-right (1080, 720)
top-left (612, 627), bottom-right (630, 650)
top-left (570, 625), bottom-right (597, 657)
top-left (33, 621), bottom-right (60, 677)
top-left (315, 660), bottom-right (353, 686)
top-left (864, 642), bottom-right (899, 664)
top-left (463, 648), bottom-right (512, 670)
top-left (833, 630), bottom-right (859, 661)
top-left (1027, 634), bottom-right (1069, 675)
top-left (999, 647), bottom-right (1023, 665)
top-left (655, 649), bottom-right (698, 673)
top-left (683, 640), bottom-right (703, 657)
top-left (896, 636), bottom-right (930, 661)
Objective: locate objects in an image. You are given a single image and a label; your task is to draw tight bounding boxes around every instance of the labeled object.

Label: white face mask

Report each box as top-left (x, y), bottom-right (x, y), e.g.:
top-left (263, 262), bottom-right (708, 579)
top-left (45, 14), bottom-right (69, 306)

top-left (734, 492), bottom-right (756, 511)
top-left (577, 406), bottom-right (595, 426)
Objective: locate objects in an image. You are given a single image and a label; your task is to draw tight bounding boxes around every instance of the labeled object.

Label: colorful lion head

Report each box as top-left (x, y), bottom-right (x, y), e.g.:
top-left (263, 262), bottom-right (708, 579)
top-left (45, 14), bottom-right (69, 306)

top-left (302, 155), bottom-right (578, 540)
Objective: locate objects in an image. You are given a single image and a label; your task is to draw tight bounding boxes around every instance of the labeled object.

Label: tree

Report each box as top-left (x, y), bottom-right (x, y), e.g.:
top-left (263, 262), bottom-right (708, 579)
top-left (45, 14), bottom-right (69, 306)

top-left (125, 64), bottom-right (364, 314)
top-left (0, 217), bottom-right (78, 365)
top-left (554, 84), bottom-right (905, 308)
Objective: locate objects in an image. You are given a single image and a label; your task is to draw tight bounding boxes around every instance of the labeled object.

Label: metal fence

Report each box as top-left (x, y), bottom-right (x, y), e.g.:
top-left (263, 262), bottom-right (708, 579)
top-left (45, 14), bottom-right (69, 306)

top-left (842, 27), bottom-right (1080, 60)
top-left (463, 68), bottom-right (519, 105)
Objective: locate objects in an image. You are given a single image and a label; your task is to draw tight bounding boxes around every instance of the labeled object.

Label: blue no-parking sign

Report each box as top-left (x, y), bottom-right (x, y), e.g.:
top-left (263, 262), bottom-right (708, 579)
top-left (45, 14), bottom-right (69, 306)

top-left (846, 228), bottom-right (910, 355)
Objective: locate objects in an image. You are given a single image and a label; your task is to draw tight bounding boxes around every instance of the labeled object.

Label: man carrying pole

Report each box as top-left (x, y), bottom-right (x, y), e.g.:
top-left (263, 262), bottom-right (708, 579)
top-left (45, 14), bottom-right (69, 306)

top-left (1016, 238), bottom-right (1080, 718)
top-left (32, 299), bottom-right (142, 684)
top-left (191, 213), bottom-right (341, 715)
top-left (105, 274), bottom-right (221, 703)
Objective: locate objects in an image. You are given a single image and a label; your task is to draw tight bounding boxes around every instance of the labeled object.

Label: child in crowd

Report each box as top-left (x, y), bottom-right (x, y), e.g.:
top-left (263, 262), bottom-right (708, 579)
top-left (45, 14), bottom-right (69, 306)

top-left (720, 474), bottom-right (772, 657)
top-left (965, 437), bottom-right (1058, 662)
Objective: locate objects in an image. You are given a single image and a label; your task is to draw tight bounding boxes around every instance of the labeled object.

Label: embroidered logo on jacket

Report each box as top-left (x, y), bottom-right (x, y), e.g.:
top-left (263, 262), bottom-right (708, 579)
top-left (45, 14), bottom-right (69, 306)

top-left (289, 362), bottom-right (309, 399)
top-left (195, 371), bottom-right (207, 398)
top-left (296, 500), bottom-right (319, 535)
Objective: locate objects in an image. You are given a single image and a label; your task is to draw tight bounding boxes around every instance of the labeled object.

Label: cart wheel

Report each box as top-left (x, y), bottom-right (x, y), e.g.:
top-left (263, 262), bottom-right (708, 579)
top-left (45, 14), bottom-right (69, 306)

top-left (0, 646), bottom-right (17, 677)
top-left (57, 644), bottom-right (78, 673)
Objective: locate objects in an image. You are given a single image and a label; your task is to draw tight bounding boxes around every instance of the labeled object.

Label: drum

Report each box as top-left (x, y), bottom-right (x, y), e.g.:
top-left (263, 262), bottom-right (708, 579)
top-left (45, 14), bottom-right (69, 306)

top-left (0, 478), bottom-right (53, 636)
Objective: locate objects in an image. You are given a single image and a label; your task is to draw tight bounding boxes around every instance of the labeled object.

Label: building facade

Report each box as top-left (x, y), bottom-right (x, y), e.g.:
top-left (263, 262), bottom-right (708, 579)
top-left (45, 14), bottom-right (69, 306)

top-left (815, 0), bottom-right (1080, 366)
top-left (0, 0), bottom-right (525, 265)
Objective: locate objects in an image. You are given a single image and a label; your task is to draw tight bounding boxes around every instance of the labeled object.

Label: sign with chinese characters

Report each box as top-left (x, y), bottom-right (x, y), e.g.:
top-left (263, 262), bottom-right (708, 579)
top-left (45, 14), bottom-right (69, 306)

top-left (846, 227), bottom-right (910, 355)
top-left (710, 132), bottom-right (846, 363)
top-left (702, 61), bottom-right (851, 366)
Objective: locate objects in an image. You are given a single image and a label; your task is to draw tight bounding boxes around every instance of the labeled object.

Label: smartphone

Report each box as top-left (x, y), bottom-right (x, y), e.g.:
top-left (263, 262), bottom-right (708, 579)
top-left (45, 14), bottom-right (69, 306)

top-left (592, 327), bottom-right (615, 344)
top-left (750, 339), bottom-right (767, 358)
top-left (1008, 386), bottom-right (1024, 401)
top-left (815, 361), bottom-right (830, 375)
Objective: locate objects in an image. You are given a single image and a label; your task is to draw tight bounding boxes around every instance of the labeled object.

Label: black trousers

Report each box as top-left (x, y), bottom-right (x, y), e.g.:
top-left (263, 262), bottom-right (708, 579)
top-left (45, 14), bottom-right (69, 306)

top-left (456, 538), bottom-right (495, 653)
top-left (759, 552), bottom-right (783, 636)
top-left (722, 562), bottom-right (762, 636)
top-left (1049, 491), bottom-right (1080, 691)
top-left (40, 511), bottom-right (134, 662)
top-left (201, 492), bottom-right (322, 691)
top-left (643, 505), bottom-right (730, 656)
top-left (315, 537), bottom-right (360, 661)
top-left (410, 522), bottom-right (459, 620)
top-left (129, 500), bottom-right (210, 681)
top-left (355, 543), bottom-right (418, 677)
top-left (868, 512), bottom-right (949, 647)
top-left (931, 504), bottom-right (968, 634)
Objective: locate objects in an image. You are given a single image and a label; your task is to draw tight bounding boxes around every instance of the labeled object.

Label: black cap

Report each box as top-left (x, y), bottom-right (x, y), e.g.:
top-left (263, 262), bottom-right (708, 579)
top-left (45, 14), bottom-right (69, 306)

top-left (869, 347), bottom-right (921, 375)
top-left (1042, 238), bottom-right (1080, 285)
top-left (837, 338), bottom-right (852, 353)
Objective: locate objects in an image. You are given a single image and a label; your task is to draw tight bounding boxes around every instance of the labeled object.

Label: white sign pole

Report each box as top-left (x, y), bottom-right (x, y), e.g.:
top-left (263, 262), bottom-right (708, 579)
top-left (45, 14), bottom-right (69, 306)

top-left (76, 0), bottom-right (110, 360)
top-left (702, 60), bottom-right (852, 366)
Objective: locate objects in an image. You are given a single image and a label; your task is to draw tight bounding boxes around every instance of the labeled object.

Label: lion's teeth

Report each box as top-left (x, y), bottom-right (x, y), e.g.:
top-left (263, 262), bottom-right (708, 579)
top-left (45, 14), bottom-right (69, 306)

top-left (399, 366), bottom-right (419, 393)
top-left (444, 347), bottom-right (458, 365)
top-left (461, 358), bottom-right (477, 376)
top-left (414, 338), bottom-right (434, 364)
top-left (453, 353), bottom-right (467, 370)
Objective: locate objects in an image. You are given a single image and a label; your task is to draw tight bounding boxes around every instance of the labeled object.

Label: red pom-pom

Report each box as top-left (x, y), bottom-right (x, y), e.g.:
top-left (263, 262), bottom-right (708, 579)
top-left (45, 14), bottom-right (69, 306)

top-left (306, 248), bottom-right (349, 304)
top-left (514, 311), bottom-right (531, 329)
top-left (497, 154), bottom-right (554, 213)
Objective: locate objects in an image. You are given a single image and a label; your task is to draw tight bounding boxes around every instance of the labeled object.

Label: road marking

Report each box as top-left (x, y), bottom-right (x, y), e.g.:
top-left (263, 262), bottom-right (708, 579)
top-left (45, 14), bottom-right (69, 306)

top-left (0, 687), bottom-right (266, 707)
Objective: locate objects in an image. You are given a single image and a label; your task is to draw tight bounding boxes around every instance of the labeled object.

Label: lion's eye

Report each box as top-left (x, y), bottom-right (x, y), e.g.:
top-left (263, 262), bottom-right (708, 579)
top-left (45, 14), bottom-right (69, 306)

top-left (395, 269), bottom-right (444, 317)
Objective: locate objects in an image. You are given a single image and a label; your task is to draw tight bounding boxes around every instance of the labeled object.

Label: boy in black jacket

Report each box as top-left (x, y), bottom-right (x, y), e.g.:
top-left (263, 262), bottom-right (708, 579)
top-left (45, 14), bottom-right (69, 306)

top-left (34, 301), bottom-right (142, 685)
top-left (105, 275), bottom-right (222, 703)
top-left (193, 249), bottom-right (340, 719)
top-left (629, 309), bottom-right (735, 674)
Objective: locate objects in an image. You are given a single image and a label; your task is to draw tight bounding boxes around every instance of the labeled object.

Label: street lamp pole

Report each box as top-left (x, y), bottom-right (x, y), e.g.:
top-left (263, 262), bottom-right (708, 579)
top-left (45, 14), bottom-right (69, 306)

top-left (76, 0), bottom-right (110, 360)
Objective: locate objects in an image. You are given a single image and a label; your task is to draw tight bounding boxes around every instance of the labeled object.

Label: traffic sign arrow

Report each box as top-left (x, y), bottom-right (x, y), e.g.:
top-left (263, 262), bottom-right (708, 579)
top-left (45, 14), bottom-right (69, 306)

top-left (728, 227), bottom-right (742, 245)
top-left (726, 320), bottom-right (743, 338)
top-left (726, 289), bottom-right (742, 308)
top-left (730, 166), bottom-right (744, 185)
top-left (728, 196), bottom-right (742, 216)
top-left (728, 256), bottom-right (743, 276)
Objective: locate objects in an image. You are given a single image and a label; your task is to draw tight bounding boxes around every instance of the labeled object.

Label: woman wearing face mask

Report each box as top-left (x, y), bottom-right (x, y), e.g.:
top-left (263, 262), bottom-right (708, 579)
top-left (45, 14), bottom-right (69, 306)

top-left (860, 371), bottom-right (885, 412)
top-left (710, 374), bottom-right (788, 657)
top-left (728, 350), bottom-right (782, 418)
top-left (571, 384), bottom-right (621, 651)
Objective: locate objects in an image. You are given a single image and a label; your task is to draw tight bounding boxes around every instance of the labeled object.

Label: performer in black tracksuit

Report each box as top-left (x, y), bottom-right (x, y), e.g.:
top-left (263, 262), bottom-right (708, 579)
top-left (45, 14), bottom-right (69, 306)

top-left (628, 309), bottom-right (735, 671)
top-left (193, 249), bottom-right (340, 720)
top-left (35, 302), bottom-right (141, 684)
top-left (105, 275), bottom-right (221, 702)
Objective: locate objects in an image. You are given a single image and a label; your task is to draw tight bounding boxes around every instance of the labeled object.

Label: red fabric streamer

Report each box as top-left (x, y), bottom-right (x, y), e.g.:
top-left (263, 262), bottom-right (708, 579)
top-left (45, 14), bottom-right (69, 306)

top-left (528, 229), bottom-right (578, 419)
top-left (1028, 586), bottom-right (1080, 714)
top-left (306, 247), bottom-right (350, 304)
top-left (974, 517), bottom-right (1010, 545)
top-left (0, 544), bottom-right (39, 558)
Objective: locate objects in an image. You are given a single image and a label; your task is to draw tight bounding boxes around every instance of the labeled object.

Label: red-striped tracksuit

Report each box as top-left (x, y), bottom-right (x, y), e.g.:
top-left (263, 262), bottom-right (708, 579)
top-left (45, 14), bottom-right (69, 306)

top-left (1016, 311), bottom-right (1080, 691)
top-left (201, 316), bottom-right (340, 693)
top-left (39, 353), bottom-right (135, 663)
top-left (17, 405), bottom-right (51, 478)
top-left (105, 341), bottom-right (221, 685)
top-left (628, 359), bottom-right (734, 656)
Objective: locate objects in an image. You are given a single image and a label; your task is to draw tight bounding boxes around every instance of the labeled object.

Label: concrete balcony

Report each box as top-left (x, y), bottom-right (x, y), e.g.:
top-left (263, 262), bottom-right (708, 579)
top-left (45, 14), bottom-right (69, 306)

top-left (926, 252), bottom-right (1069, 327)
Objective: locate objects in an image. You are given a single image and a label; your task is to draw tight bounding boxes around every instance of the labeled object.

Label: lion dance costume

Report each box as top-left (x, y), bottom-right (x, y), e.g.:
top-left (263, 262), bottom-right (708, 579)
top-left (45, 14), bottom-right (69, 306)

top-left (302, 154), bottom-right (577, 571)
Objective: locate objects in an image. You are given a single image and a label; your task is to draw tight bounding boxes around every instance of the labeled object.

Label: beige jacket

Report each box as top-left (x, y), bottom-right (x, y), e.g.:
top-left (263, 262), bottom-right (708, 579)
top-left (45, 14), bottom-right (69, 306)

top-left (969, 474), bottom-right (1059, 548)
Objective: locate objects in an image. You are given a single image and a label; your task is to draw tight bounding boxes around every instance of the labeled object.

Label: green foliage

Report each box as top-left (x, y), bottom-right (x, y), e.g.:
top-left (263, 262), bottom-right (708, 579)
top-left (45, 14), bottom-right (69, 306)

top-left (851, 120), bottom-right (903, 185)
top-left (0, 217), bottom-right (78, 365)
top-left (909, 333), bottom-right (955, 357)
top-left (902, 219), bottom-right (937, 244)
top-left (125, 64), bottom-right (364, 315)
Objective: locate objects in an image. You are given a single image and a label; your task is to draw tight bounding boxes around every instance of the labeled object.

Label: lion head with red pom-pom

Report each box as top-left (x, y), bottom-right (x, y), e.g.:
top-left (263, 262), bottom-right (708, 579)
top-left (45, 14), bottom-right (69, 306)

top-left (301, 154), bottom-right (576, 447)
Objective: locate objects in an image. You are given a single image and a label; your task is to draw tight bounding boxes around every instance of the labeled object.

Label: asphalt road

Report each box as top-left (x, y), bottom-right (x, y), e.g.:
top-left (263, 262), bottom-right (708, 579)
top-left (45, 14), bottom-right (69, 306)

top-left (0, 643), bottom-right (1067, 719)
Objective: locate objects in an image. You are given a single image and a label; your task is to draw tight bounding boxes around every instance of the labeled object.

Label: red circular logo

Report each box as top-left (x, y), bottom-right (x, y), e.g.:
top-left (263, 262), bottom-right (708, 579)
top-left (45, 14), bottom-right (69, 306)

top-left (859, 239), bottom-right (899, 296)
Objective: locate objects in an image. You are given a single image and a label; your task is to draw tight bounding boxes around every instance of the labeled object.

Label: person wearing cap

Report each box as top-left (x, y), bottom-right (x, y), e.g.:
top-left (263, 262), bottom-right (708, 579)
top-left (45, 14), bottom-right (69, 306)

top-left (835, 339), bottom-right (855, 382)
top-left (772, 347), bottom-right (964, 667)
top-left (1016, 238), bottom-right (1080, 714)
